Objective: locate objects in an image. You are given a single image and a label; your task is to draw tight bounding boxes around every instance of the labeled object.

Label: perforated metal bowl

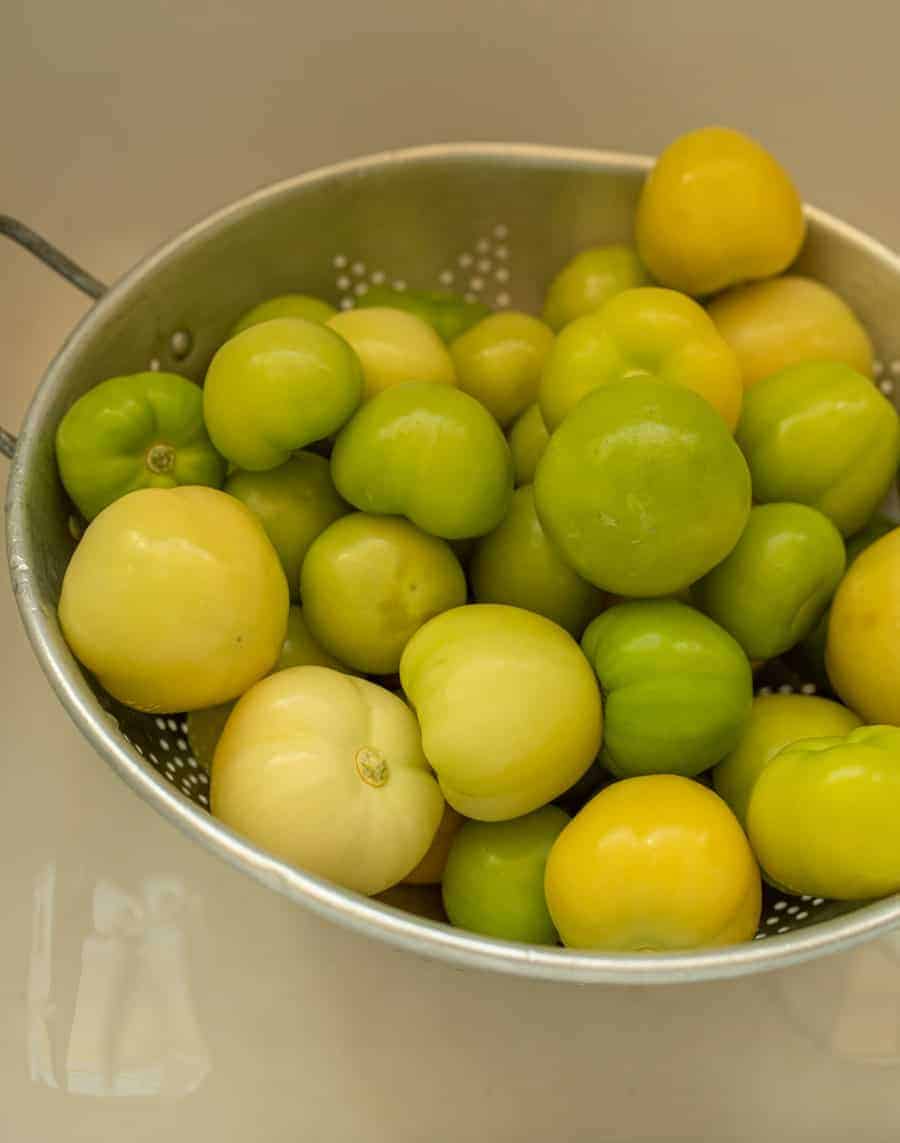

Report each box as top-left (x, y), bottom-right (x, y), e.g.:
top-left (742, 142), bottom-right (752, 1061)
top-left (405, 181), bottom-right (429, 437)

top-left (5, 143), bottom-right (900, 983)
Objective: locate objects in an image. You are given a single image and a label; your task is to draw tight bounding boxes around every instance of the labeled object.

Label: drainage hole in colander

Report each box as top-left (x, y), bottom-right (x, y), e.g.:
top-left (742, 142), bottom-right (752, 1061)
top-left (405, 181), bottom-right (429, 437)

top-left (169, 329), bottom-right (193, 360)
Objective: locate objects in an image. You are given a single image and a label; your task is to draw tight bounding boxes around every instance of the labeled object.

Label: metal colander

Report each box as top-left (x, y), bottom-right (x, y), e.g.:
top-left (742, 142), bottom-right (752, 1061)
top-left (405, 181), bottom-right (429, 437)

top-left (4, 143), bottom-right (899, 984)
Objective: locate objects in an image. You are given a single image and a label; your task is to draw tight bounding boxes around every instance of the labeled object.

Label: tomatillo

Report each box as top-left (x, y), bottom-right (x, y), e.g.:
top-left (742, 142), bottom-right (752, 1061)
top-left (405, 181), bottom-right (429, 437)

top-left (539, 287), bottom-right (743, 432)
top-left (450, 311), bottom-right (554, 426)
top-left (211, 668), bottom-right (444, 895)
top-left (796, 512), bottom-right (895, 691)
top-left (59, 487), bottom-right (289, 712)
top-left (635, 126), bottom-right (805, 297)
top-left (224, 452), bottom-right (348, 598)
top-left (231, 293), bottom-right (336, 334)
top-left (533, 379), bottom-right (751, 596)
top-left (400, 604), bottom-right (602, 821)
top-left (330, 381), bottom-right (514, 539)
top-left (694, 503), bottom-right (846, 661)
top-left (747, 725), bottom-right (900, 900)
top-left (545, 775), bottom-right (762, 950)
top-left (541, 244), bottom-right (649, 332)
top-left (442, 807), bottom-right (569, 943)
top-left (203, 317), bottom-right (363, 470)
top-left (469, 485), bottom-right (606, 636)
top-left (56, 371), bottom-right (226, 521)
top-left (581, 599), bottom-right (753, 779)
top-left (708, 276), bottom-right (873, 387)
top-left (736, 360), bottom-right (900, 537)
top-left (327, 307), bottom-right (456, 398)
top-left (300, 513), bottom-right (467, 674)
top-left (827, 526), bottom-right (900, 725)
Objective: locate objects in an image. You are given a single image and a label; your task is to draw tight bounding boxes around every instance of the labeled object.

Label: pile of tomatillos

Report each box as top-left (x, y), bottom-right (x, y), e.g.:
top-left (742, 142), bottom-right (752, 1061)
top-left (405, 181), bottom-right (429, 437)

top-left (55, 127), bottom-right (900, 953)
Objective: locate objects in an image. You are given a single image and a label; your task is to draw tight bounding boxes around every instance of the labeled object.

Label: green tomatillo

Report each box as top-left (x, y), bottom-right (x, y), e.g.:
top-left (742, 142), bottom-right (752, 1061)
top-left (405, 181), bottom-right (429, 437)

top-left (450, 311), bottom-right (555, 427)
top-left (442, 807), bottom-right (569, 944)
top-left (581, 599), bottom-right (753, 779)
top-left (203, 317), bottom-right (363, 471)
top-left (300, 513), bottom-right (467, 674)
top-left (224, 452), bottom-right (348, 598)
top-left (541, 244), bottom-right (649, 332)
top-left (56, 371), bottom-right (226, 521)
top-left (330, 381), bottom-right (514, 539)
top-left (747, 725), bottom-right (900, 900)
top-left (231, 293), bottom-right (337, 335)
top-left (736, 360), bottom-right (900, 536)
top-left (469, 484), bottom-right (606, 636)
top-left (693, 503), bottom-right (846, 661)
top-left (533, 379), bottom-right (751, 596)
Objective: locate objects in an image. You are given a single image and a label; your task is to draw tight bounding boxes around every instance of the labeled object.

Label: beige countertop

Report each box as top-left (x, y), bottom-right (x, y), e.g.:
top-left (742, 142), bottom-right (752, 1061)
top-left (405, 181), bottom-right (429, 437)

top-left (4, 2), bottom-right (900, 1138)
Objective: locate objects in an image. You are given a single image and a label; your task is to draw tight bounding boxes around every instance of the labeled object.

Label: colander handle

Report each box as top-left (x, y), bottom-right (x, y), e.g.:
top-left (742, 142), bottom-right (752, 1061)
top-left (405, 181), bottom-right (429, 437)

top-left (0, 215), bottom-right (107, 459)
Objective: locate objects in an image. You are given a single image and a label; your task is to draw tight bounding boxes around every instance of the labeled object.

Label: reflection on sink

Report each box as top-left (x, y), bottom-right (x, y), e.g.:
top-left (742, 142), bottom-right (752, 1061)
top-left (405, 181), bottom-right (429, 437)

top-left (829, 942), bottom-right (900, 1065)
top-left (29, 865), bottom-right (211, 1097)
top-left (27, 862), bottom-right (58, 1090)
top-left (774, 936), bottom-right (900, 1066)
